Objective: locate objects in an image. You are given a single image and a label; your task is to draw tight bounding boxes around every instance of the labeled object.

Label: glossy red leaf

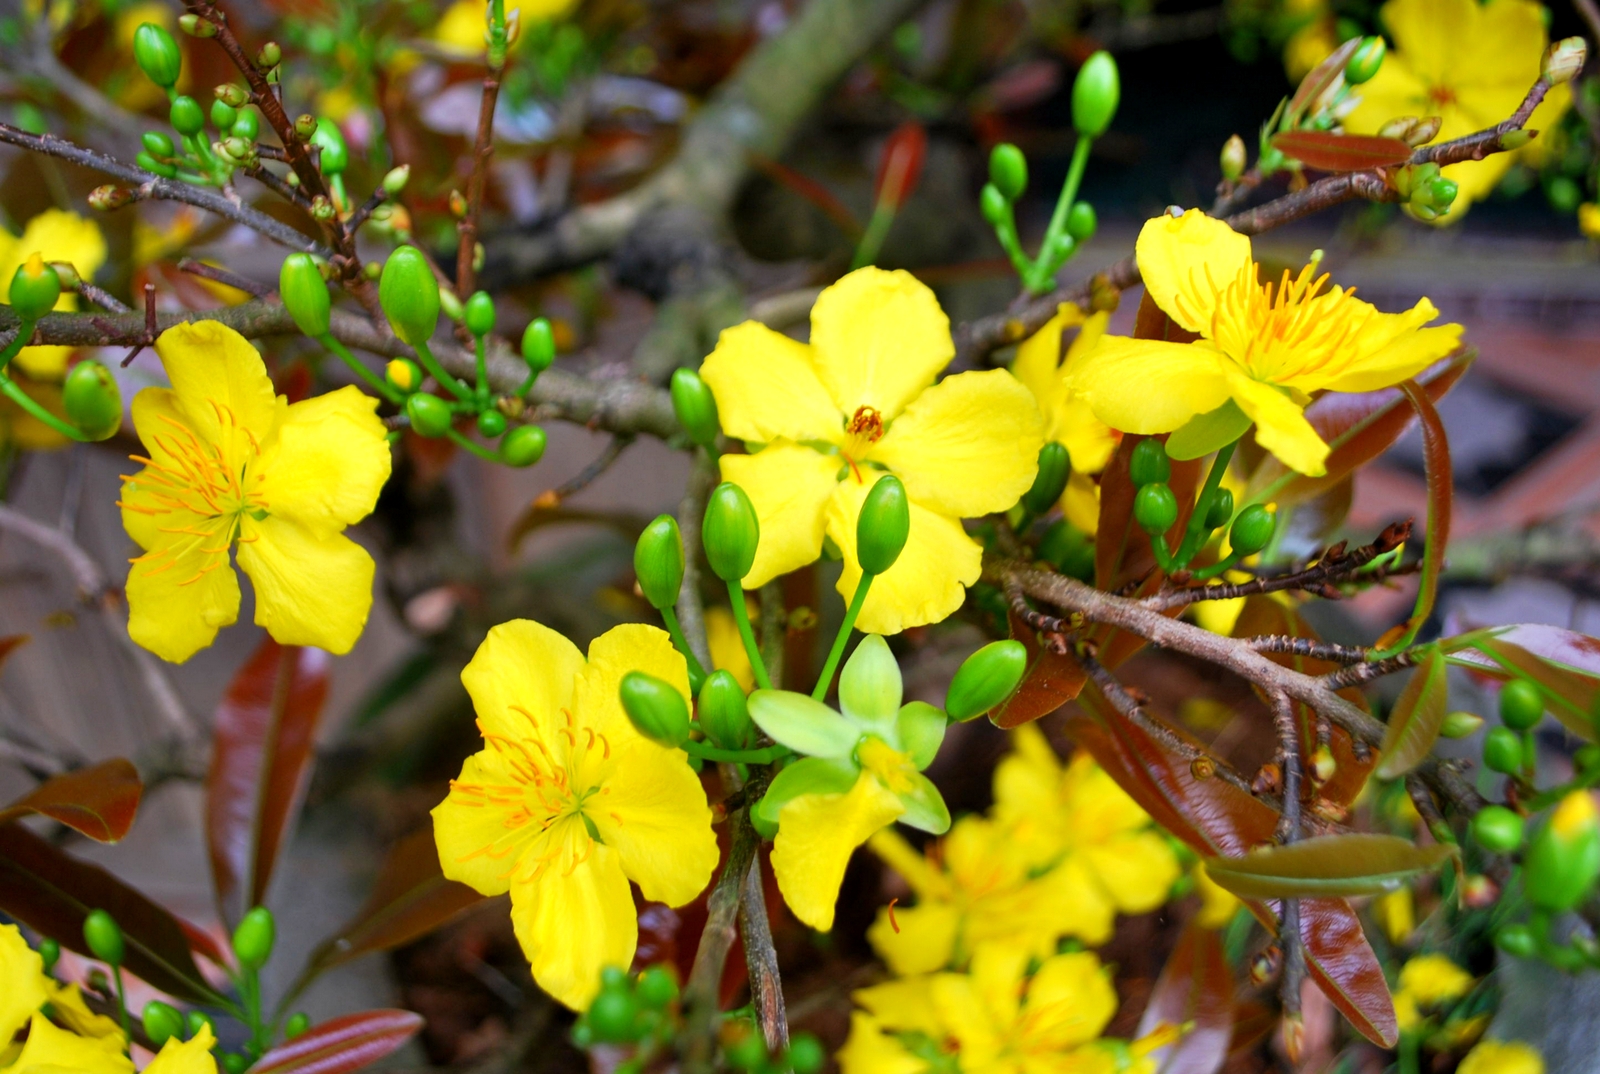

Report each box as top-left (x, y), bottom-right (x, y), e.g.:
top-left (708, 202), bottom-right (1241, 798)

top-left (1285, 37), bottom-right (1362, 127)
top-left (1374, 380), bottom-right (1452, 654)
top-left (1137, 921), bottom-right (1233, 1074)
top-left (1376, 649), bottom-right (1448, 779)
top-left (0, 758), bottom-right (142, 842)
top-left (874, 122), bottom-right (927, 210)
top-left (1444, 626), bottom-right (1600, 739)
top-left (1293, 897), bottom-right (1397, 1048)
top-left (208, 638), bottom-right (331, 926)
top-left (252, 1010), bottom-right (424, 1074)
top-left (1271, 131), bottom-right (1413, 173)
top-left (991, 608), bottom-right (1087, 728)
top-left (0, 634), bottom-right (27, 672)
top-left (0, 824), bottom-right (227, 1005)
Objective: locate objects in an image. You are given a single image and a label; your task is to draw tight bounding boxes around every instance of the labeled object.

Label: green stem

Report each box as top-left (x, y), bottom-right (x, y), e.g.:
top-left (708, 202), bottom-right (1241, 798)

top-left (0, 319), bottom-right (32, 372)
top-left (444, 426), bottom-right (501, 463)
top-left (111, 964), bottom-right (132, 1045)
top-left (680, 740), bottom-right (791, 765)
top-left (474, 336), bottom-right (488, 397)
top-left (411, 338), bottom-right (475, 402)
top-left (812, 572), bottom-right (873, 701)
top-left (1398, 1035), bottom-right (1421, 1074)
top-left (850, 200), bottom-right (897, 271)
top-left (0, 373), bottom-right (87, 441)
top-left (661, 605), bottom-right (709, 693)
top-left (989, 204), bottom-right (1034, 282)
top-left (318, 333), bottom-right (403, 403)
top-left (1189, 551), bottom-right (1242, 582)
top-left (1174, 439), bottom-right (1237, 568)
top-left (1025, 134), bottom-right (1091, 293)
top-left (726, 580), bottom-right (773, 691)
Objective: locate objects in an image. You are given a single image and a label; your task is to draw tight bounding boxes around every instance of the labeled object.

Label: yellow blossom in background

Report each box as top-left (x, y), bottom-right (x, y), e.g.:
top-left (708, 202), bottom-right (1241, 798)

top-left (1342, 0), bottom-right (1569, 219)
top-left (6, 1012), bottom-right (132, 1073)
top-left (119, 322), bottom-right (392, 663)
top-left (1459, 1040), bottom-right (1545, 1074)
top-left (705, 604), bottom-right (755, 692)
top-left (1011, 303), bottom-right (1119, 475)
top-left (434, 0), bottom-right (580, 55)
top-left (0, 375), bottom-right (71, 453)
top-left (1393, 953), bottom-right (1473, 1033)
top-left (701, 267), bottom-right (1044, 635)
top-left (0, 925), bottom-right (48, 1048)
top-left (1374, 887), bottom-right (1416, 945)
top-left (1579, 203), bottom-right (1600, 239)
top-left (1068, 210), bottom-right (1462, 475)
top-left (432, 620), bottom-right (718, 1009)
top-left (1282, 0), bottom-right (1339, 84)
top-left (1193, 862), bottom-right (1242, 928)
top-left (0, 209), bottom-right (107, 379)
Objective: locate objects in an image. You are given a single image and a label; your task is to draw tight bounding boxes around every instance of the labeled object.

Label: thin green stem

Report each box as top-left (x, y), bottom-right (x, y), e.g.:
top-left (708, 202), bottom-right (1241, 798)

top-left (680, 740), bottom-right (791, 765)
top-left (444, 426), bottom-right (501, 462)
top-left (1189, 551), bottom-right (1242, 582)
top-left (661, 605), bottom-right (709, 693)
top-left (411, 338), bottom-right (475, 402)
top-left (473, 335), bottom-right (488, 397)
top-left (318, 333), bottom-right (402, 403)
top-left (726, 580), bottom-right (773, 691)
top-left (0, 319), bottom-right (32, 372)
top-left (1174, 440), bottom-right (1237, 568)
top-left (1025, 134), bottom-right (1091, 292)
top-left (111, 964), bottom-right (132, 1044)
top-left (0, 374), bottom-right (86, 440)
top-left (813, 572), bottom-right (873, 701)
top-left (850, 200), bottom-right (897, 270)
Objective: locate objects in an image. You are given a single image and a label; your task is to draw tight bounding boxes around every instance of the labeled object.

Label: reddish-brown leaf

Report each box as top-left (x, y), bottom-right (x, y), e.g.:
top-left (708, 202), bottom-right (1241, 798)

top-left (304, 828), bottom-right (485, 976)
top-left (1376, 649), bottom-right (1448, 779)
top-left (208, 638), bottom-right (331, 926)
top-left (0, 824), bottom-right (227, 1005)
top-left (1271, 131), bottom-right (1413, 173)
top-left (1444, 626), bottom-right (1600, 739)
top-left (0, 759), bottom-right (142, 842)
top-left (0, 634), bottom-right (28, 672)
top-left (1374, 381), bottom-right (1452, 654)
top-left (874, 122), bottom-right (927, 210)
top-left (991, 609), bottom-right (1087, 728)
top-left (1286, 37), bottom-right (1362, 126)
top-left (1294, 897), bottom-right (1397, 1047)
top-left (1137, 921), bottom-right (1234, 1074)
top-left (252, 1010), bottom-right (424, 1074)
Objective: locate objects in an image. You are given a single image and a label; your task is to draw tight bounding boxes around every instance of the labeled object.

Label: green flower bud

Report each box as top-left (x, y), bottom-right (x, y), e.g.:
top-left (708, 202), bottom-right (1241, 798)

top-left (137, 151), bottom-right (179, 179)
top-left (1344, 36), bottom-right (1386, 85)
top-left (383, 165), bottom-right (411, 195)
top-left (37, 938), bottom-right (59, 974)
top-left (787, 1034), bottom-right (826, 1074)
top-left (1220, 134), bottom-right (1247, 181)
top-left (670, 367), bottom-right (720, 450)
top-left (521, 317), bottom-right (555, 375)
top-left (170, 95), bottom-right (205, 137)
top-left (726, 1031), bottom-right (768, 1070)
top-left (1524, 791), bottom-right (1600, 912)
top-left (1440, 710), bottom-right (1484, 739)
top-left (1495, 923), bottom-right (1537, 958)
top-left (1022, 441), bottom-right (1070, 516)
top-left (133, 23), bottom-right (182, 88)
top-left (143, 1001), bottom-right (184, 1047)
top-left (186, 1011), bottom-right (215, 1038)
top-left (1500, 679), bottom-right (1544, 731)
top-left (310, 118), bottom-right (349, 174)
top-left (294, 114), bottom-right (318, 140)
top-left (257, 40), bottom-right (282, 67)
top-left (619, 671), bottom-right (691, 747)
top-left (857, 474), bottom-right (910, 576)
top-left (1066, 201), bottom-right (1097, 243)
top-left (634, 514), bottom-right (686, 611)
top-left (405, 393), bottom-right (452, 438)
top-left (464, 291), bottom-right (495, 338)
top-left (1133, 483), bottom-right (1178, 537)
top-left (1228, 504), bottom-right (1275, 556)
top-left (1543, 37), bottom-right (1587, 85)
top-left (379, 247), bottom-right (441, 346)
top-left (946, 639), bottom-right (1028, 722)
top-left (285, 1012), bottom-right (311, 1039)
top-left (1042, 232), bottom-right (1075, 267)
top-left (279, 252), bottom-right (331, 337)
top-left (210, 99), bottom-right (238, 132)
top-left (9, 254), bottom-right (61, 321)
top-left (1071, 51), bottom-right (1120, 138)
top-left (1128, 437), bottom-right (1171, 487)
top-left (83, 909), bottom-right (124, 966)
top-left (142, 131), bottom-right (175, 159)
top-left (635, 965), bottom-right (678, 1009)
top-left (178, 14), bottom-right (217, 38)
top-left (222, 1054), bottom-right (249, 1074)
top-left (588, 985), bottom-right (637, 1042)
top-left (386, 359), bottom-right (422, 393)
top-left (63, 360), bottom-right (123, 441)
top-left (215, 83), bottom-right (249, 108)
top-left (703, 482), bottom-right (760, 583)
top-left (1548, 175), bottom-right (1582, 215)
top-left (979, 183), bottom-right (1009, 226)
top-left (232, 906), bottom-right (276, 970)
top-left (231, 108), bottom-right (259, 141)
top-left (477, 410), bottom-right (507, 438)
top-left (1204, 487), bottom-right (1235, 531)
top-left (1471, 805), bottom-right (1524, 853)
top-left (988, 143), bottom-right (1027, 201)
top-left (1578, 744), bottom-right (1600, 772)
top-left (1482, 725), bottom-right (1523, 775)
top-left (500, 424), bottom-right (547, 467)
top-left (699, 670), bottom-right (755, 750)
top-left (1499, 128), bottom-right (1533, 151)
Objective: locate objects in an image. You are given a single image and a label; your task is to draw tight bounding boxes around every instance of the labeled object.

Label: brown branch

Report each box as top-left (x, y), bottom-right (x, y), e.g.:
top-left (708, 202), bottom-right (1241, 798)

top-left (533, 434), bottom-right (634, 508)
top-left (1244, 636), bottom-right (1369, 663)
top-left (455, 62), bottom-right (503, 299)
top-left (177, 258), bottom-right (269, 297)
top-left (1272, 689), bottom-right (1306, 1029)
top-left (683, 808), bottom-right (761, 1073)
top-left (1322, 650), bottom-right (1423, 690)
top-left (739, 857), bottom-right (788, 1052)
top-left (76, 282), bottom-right (131, 314)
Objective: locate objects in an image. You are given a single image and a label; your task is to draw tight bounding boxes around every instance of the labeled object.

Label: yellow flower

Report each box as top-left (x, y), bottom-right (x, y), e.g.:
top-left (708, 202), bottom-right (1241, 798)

top-left (1011, 304), bottom-right (1119, 476)
top-left (701, 268), bottom-right (1044, 634)
top-left (706, 604), bottom-right (755, 692)
top-left (1283, 10), bottom-right (1340, 84)
top-left (142, 1023), bottom-right (220, 1074)
top-left (1068, 210), bottom-right (1462, 475)
top-left (1580, 203), bottom-right (1600, 239)
top-left (1397, 953), bottom-right (1473, 1006)
top-left (1459, 1040), bottom-right (1545, 1074)
top-left (6, 1012), bottom-right (132, 1073)
top-left (119, 323), bottom-right (391, 663)
top-left (434, 0), bottom-right (579, 55)
top-left (1374, 887), bottom-right (1417, 945)
top-left (1343, 0), bottom-right (1570, 218)
top-left (1194, 862), bottom-right (1242, 929)
top-left (431, 620), bottom-right (718, 1009)
top-left (0, 210), bottom-right (107, 379)
top-left (0, 925), bottom-right (48, 1047)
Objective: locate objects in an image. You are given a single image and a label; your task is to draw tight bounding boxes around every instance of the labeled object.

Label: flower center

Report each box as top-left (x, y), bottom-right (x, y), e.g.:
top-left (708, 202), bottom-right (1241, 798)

top-left (1208, 256), bottom-right (1369, 382)
top-left (840, 405), bottom-right (886, 482)
top-left (122, 403), bottom-right (267, 523)
top-left (1426, 85), bottom-right (1457, 108)
top-left (858, 735), bottom-right (915, 795)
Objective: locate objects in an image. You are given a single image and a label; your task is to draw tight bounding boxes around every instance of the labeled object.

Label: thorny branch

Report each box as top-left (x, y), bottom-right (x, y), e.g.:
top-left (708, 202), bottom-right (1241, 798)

top-left (1150, 522), bottom-right (1413, 610)
top-left (1271, 689), bottom-right (1307, 1031)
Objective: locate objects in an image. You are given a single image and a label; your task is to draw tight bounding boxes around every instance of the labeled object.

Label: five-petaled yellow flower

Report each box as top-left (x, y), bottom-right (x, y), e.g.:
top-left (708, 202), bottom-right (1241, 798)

top-left (432, 620), bottom-right (719, 1010)
top-left (700, 267), bottom-right (1044, 634)
top-left (1458, 1040), bottom-right (1545, 1074)
top-left (0, 209), bottom-right (107, 380)
top-left (119, 322), bottom-right (392, 663)
top-left (1342, 0), bottom-right (1570, 220)
top-left (1068, 210), bottom-right (1462, 476)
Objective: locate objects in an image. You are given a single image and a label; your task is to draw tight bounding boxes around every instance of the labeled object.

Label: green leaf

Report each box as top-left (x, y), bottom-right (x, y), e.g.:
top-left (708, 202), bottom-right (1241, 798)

top-left (894, 772), bottom-right (951, 835)
top-left (753, 756), bottom-right (860, 832)
top-left (895, 702), bottom-right (947, 771)
top-left (748, 690), bottom-right (860, 758)
top-left (1166, 399), bottom-right (1252, 461)
top-left (1203, 835), bottom-right (1457, 900)
top-left (838, 634), bottom-right (902, 732)
top-left (1375, 649), bottom-right (1448, 779)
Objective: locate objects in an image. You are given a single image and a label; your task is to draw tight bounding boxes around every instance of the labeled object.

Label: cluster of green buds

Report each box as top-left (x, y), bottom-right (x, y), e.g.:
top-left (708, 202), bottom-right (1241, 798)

top-left (130, 24), bottom-right (263, 187)
top-left (1491, 790), bottom-right (1600, 970)
top-left (1128, 437), bottom-right (1272, 576)
top-left (571, 964), bottom-right (682, 1067)
top-left (1, 255), bottom-right (123, 441)
top-left (980, 51), bottom-right (1117, 294)
top-left (1255, 35), bottom-right (1387, 178)
top-left (1392, 163), bottom-right (1460, 223)
top-left (1479, 678), bottom-right (1545, 784)
top-left (722, 1025), bottom-right (824, 1074)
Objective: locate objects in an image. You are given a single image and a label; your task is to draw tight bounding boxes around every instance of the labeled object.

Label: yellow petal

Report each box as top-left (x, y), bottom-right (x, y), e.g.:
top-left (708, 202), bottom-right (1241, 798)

top-left (867, 827), bottom-right (948, 899)
top-left (1031, 855), bottom-right (1117, 946)
top-left (1225, 372), bottom-right (1329, 477)
top-left (510, 821), bottom-right (636, 1009)
top-left (144, 1022), bottom-right (219, 1074)
top-left (461, 618), bottom-right (584, 748)
top-left (12, 343), bottom-right (76, 380)
top-left (854, 976), bottom-right (945, 1036)
top-left (255, 386), bottom-right (391, 531)
top-left (1458, 1040), bottom-right (1545, 1074)
top-left (592, 735), bottom-right (718, 906)
top-left (773, 770), bottom-right (905, 931)
top-left (1081, 831), bottom-right (1180, 914)
top-left (699, 321), bottom-right (840, 444)
top-left (838, 1011), bottom-right (927, 1074)
top-left (1318, 321), bottom-right (1463, 394)
top-left (1012, 304), bottom-right (1085, 404)
top-left (125, 517), bottom-right (240, 664)
top-left (1069, 337), bottom-right (1231, 434)
top-left (867, 900), bottom-right (960, 975)
top-left (828, 480), bottom-right (981, 636)
top-left (44, 982), bottom-right (121, 1039)
top-left (720, 442), bottom-right (841, 588)
top-left (1378, 0), bottom-right (1475, 84)
top-left (1023, 951), bottom-right (1117, 1050)
top-left (153, 321), bottom-right (278, 443)
top-left (572, 623), bottom-right (690, 759)
top-left (0, 925), bottom-right (47, 1043)
top-left (871, 369), bottom-right (1044, 518)
top-left (1194, 862), bottom-right (1242, 929)
top-left (809, 267), bottom-right (953, 421)
top-left (1063, 469), bottom-right (1101, 534)
top-left (9, 1012), bottom-right (133, 1074)
top-left (433, 748), bottom-right (530, 896)
top-left (1135, 210), bottom-right (1252, 336)
top-left (706, 605), bottom-right (755, 692)
top-left (1, 212), bottom-right (107, 378)
top-left (236, 516), bottom-right (375, 654)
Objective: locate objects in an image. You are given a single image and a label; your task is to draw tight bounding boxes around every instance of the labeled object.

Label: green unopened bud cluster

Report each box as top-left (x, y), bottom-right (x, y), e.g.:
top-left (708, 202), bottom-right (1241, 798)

top-left (1260, 35), bottom-right (1388, 177)
top-left (572, 964), bottom-right (681, 1050)
top-left (723, 1027), bottom-right (825, 1074)
top-left (1394, 163), bottom-right (1459, 222)
top-left (3, 257), bottom-right (123, 442)
top-left (1127, 437), bottom-right (1272, 576)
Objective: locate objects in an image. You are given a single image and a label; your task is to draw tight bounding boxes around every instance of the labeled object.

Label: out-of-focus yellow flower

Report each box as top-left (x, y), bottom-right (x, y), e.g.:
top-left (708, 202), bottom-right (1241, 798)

top-left (1398, 954), bottom-right (1473, 1005)
top-left (701, 267), bottom-right (1043, 635)
top-left (1374, 887), bottom-right (1416, 945)
top-left (1579, 203), bottom-right (1600, 239)
top-left (143, 1022), bottom-right (221, 1074)
top-left (1012, 303), bottom-right (1119, 476)
top-left (1343, 0), bottom-right (1570, 219)
top-left (0, 210), bottom-right (107, 379)
top-left (1068, 210), bottom-right (1461, 475)
top-left (7, 1012), bottom-right (133, 1073)
top-left (1283, 7), bottom-right (1340, 84)
top-left (705, 604), bottom-right (755, 692)
top-left (1458, 1039), bottom-right (1545, 1074)
top-left (1194, 862), bottom-right (1241, 928)
top-left (434, 0), bottom-right (580, 55)
top-left (0, 924), bottom-right (48, 1045)
top-left (432, 620), bottom-right (718, 1009)
top-left (0, 374), bottom-right (73, 453)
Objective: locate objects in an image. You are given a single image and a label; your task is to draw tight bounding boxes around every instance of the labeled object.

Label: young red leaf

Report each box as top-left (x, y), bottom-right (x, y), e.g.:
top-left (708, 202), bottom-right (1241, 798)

top-left (1271, 131), bottom-right (1414, 173)
top-left (0, 758), bottom-right (142, 842)
top-left (1295, 897), bottom-right (1398, 1048)
top-left (0, 634), bottom-right (27, 672)
top-left (1375, 649), bottom-right (1448, 779)
top-left (252, 1010), bottom-right (424, 1074)
top-left (874, 122), bottom-right (927, 211)
top-left (1285, 37), bottom-right (1363, 127)
top-left (207, 638), bottom-right (331, 927)
top-left (1374, 380), bottom-right (1452, 655)
top-left (1444, 626), bottom-right (1600, 739)
top-left (1137, 921), bottom-right (1234, 1074)
top-left (989, 608), bottom-right (1087, 728)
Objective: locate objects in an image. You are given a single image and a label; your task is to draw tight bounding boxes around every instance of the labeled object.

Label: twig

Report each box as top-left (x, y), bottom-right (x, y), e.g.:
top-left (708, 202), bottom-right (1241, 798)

top-left (455, 53), bottom-right (504, 299)
top-left (535, 435), bottom-right (633, 506)
top-left (345, 187), bottom-right (389, 233)
top-left (1272, 689), bottom-right (1307, 1030)
top-left (1149, 522), bottom-right (1412, 611)
top-left (739, 856), bottom-right (788, 1052)
top-left (120, 285), bottom-right (158, 367)
top-left (178, 259), bottom-right (270, 297)
top-left (683, 808), bottom-right (761, 1073)
top-left (1244, 636), bottom-right (1369, 663)
top-left (76, 283), bottom-right (132, 314)
top-left (1322, 650), bottom-right (1424, 691)
top-left (242, 161), bottom-right (312, 210)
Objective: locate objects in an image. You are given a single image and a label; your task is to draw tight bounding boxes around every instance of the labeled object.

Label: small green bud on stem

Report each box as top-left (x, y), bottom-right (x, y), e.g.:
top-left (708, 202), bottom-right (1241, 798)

top-left (1525, 791), bottom-right (1600, 912)
top-left (1220, 134), bottom-right (1247, 181)
top-left (1133, 483), bottom-right (1178, 536)
top-left (405, 393), bottom-right (452, 438)
top-left (63, 360), bottom-right (122, 441)
top-left (170, 95), bottom-right (205, 137)
top-left (857, 474), bottom-right (910, 575)
top-left (521, 318), bottom-right (555, 377)
top-left (143, 1001), bottom-right (184, 1047)
top-left (1440, 710), bottom-right (1484, 738)
top-left (634, 515), bottom-right (687, 611)
top-left (9, 253), bottom-right (61, 321)
top-left (83, 909), bottom-right (125, 966)
top-left (1499, 679), bottom-right (1544, 731)
top-left (670, 368), bottom-right (720, 450)
top-left (1071, 51), bottom-right (1120, 138)
top-left (1228, 504), bottom-right (1275, 556)
top-left (988, 143), bottom-right (1027, 201)
top-left (279, 252), bottom-right (331, 337)
top-left (232, 906), bottom-right (276, 970)
top-left (464, 290), bottom-right (495, 337)
top-left (1343, 36), bottom-right (1386, 85)
top-left (698, 670), bottom-right (754, 749)
top-left (500, 424), bottom-right (546, 467)
top-left (1128, 437), bottom-right (1171, 487)
top-left (379, 247), bottom-right (441, 346)
top-left (1021, 441), bottom-right (1070, 516)
top-left (703, 482), bottom-right (760, 583)
top-left (1471, 805), bottom-right (1524, 853)
top-left (619, 671), bottom-right (691, 747)
top-left (946, 640), bottom-right (1028, 722)
top-left (134, 23), bottom-right (182, 88)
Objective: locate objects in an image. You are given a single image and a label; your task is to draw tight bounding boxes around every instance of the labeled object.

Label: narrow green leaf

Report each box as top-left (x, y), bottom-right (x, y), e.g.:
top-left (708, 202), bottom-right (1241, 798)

top-left (748, 690), bottom-right (859, 758)
top-left (1204, 835), bottom-right (1457, 900)
top-left (895, 702), bottom-right (947, 771)
top-left (894, 772), bottom-right (950, 835)
top-left (1375, 649), bottom-right (1448, 779)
